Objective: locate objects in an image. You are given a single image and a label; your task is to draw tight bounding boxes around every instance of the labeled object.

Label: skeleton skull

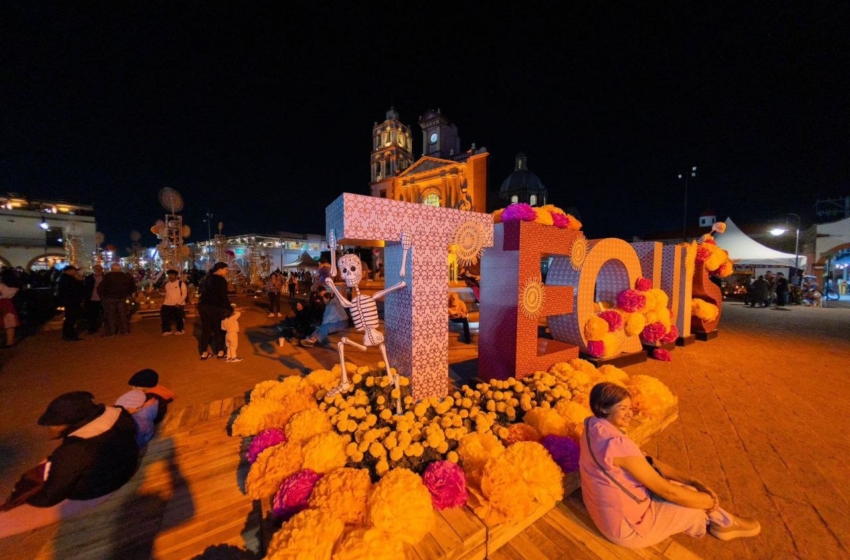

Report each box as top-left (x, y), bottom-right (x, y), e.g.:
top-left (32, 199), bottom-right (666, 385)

top-left (338, 254), bottom-right (363, 287)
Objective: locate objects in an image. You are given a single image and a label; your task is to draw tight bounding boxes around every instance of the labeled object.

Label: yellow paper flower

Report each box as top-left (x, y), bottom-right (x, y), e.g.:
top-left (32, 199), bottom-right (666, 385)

top-left (624, 312), bottom-right (646, 337)
top-left (302, 432), bottom-right (349, 474)
top-left (333, 527), bottom-right (406, 560)
top-left (503, 442), bottom-right (564, 506)
top-left (266, 375), bottom-right (314, 401)
top-left (457, 432), bottom-right (505, 487)
top-left (266, 508), bottom-right (344, 560)
top-left (692, 298), bottom-right (719, 322)
top-left (305, 367), bottom-right (343, 392)
top-left (309, 467), bottom-right (373, 526)
top-left (523, 407), bottom-right (570, 438)
top-left (245, 441), bottom-right (304, 499)
top-left (626, 375), bottom-right (677, 418)
top-left (584, 315), bottom-right (609, 341)
top-left (368, 468), bottom-right (434, 545)
top-left (285, 408), bottom-right (332, 444)
top-left (476, 454), bottom-right (534, 525)
top-left (504, 423), bottom-right (541, 445)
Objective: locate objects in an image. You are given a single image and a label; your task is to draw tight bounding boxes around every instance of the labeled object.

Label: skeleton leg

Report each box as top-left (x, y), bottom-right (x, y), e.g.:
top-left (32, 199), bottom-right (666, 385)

top-left (327, 337), bottom-right (367, 397)
top-left (379, 343), bottom-right (403, 415)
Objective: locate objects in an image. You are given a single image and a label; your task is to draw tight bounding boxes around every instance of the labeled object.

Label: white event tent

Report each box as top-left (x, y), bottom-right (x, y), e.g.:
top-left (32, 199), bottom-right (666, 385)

top-left (714, 218), bottom-right (807, 268)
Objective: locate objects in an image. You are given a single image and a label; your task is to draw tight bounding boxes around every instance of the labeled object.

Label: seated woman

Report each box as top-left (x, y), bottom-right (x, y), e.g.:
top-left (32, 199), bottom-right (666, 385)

top-left (580, 382), bottom-right (760, 548)
top-left (0, 391), bottom-right (139, 538)
top-left (448, 292), bottom-right (472, 344)
top-left (128, 368), bottom-right (174, 425)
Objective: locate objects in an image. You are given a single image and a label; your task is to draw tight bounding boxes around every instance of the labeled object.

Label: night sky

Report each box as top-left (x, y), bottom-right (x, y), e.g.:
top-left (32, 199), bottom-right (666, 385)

top-left (2, 3), bottom-right (848, 252)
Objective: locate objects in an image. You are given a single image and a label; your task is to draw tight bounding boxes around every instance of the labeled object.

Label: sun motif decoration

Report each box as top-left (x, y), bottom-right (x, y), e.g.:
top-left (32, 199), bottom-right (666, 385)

top-left (520, 277), bottom-right (546, 319)
top-left (570, 234), bottom-right (588, 271)
top-left (452, 221), bottom-right (488, 267)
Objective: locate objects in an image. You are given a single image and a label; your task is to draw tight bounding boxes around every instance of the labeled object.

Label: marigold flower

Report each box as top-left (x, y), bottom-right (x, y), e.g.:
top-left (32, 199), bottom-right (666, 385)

top-left (245, 441), bottom-right (304, 499)
top-left (333, 528), bottom-right (405, 560)
top-left (308, 467), bottom-right (372, 525)
top-left (285, 408), bottom-right (331, 444)
top-left (368, 468), bottom-right (434, 544)
top-left (266, 508), bottom-right (343, 560)
top-left (302, 432), bottom-right (348, 474)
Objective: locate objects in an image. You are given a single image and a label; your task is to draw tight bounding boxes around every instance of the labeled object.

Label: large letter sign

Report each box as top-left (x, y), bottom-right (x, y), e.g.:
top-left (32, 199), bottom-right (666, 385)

top-left (478, 221), bottom-right (582, 381)
top-left (326, 193), bottom-right (493, 400)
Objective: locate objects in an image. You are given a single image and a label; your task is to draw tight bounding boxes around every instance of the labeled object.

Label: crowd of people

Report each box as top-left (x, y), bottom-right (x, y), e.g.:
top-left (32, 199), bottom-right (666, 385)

top-left (743, 270), bottom-right (792, 308)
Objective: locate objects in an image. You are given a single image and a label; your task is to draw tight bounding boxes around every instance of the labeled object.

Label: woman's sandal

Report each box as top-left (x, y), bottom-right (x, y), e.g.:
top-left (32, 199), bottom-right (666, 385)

top-left (200, 352), bottom-right (211, 360)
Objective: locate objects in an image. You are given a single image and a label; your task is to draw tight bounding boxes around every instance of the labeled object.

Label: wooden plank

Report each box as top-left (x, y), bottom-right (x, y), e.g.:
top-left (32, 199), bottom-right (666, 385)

top-left (485, 500), bottom-right (556, 555)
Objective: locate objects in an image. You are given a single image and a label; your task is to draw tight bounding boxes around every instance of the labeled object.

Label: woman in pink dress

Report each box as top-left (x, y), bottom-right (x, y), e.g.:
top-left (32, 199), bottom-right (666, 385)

top-left (580, 382), bottom-right (760, 548)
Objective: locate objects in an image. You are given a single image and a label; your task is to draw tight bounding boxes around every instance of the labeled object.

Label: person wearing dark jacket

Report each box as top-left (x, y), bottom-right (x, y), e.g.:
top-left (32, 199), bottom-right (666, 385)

top-left (0, 391), bottom-right (139, 538)
top-left (56, 265), bottom-right (85, 341)
top-left (198, 262), bottom-right (232, 360)
top-left (97, 263), bottom-right (137, 336)
top-left (82, 264), bottom-right (105, 334)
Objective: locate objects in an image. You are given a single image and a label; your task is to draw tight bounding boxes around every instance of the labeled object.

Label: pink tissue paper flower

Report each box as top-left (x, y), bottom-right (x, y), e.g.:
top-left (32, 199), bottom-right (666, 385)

top-left (552, 213), bottom-right (569, 228)
top-left (422, 460), bottom-right (468, 510)
top-left (598, 310), bottom-right (623, 332)
top-left (635, 277), bottom-right (652, 292)
top-left (641, 321), bottom-right (667, 343)
top-left (272, 469), bottom-right (322, 521)
top-left (501, 203), bottom-right (538, 222)
top-left (616, 289), bottom-right (647, 313)
top-left (659, 324), bottom-right (679, 344)
top-left (586, 340), bottom-right (605, 358)
top-left (541, 435), bottom-right (581, 472)
top-left (652, 348), bottom-right (673, 361)
top-left (246, 428), bottom-right (287, 463)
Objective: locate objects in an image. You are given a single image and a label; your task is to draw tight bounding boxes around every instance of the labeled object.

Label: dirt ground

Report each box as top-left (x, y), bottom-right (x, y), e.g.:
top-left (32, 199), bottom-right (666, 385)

top-left (0, 298), bottom-right (848, 559)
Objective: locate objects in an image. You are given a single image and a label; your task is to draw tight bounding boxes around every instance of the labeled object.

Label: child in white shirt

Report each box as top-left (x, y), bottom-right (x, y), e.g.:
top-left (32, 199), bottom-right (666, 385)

top-left (221, 309), bottom-right (242, 363)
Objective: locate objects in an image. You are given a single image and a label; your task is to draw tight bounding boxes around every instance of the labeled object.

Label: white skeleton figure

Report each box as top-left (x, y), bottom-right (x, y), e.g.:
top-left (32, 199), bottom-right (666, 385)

top-left (324, 230), bottom-right (411, 414)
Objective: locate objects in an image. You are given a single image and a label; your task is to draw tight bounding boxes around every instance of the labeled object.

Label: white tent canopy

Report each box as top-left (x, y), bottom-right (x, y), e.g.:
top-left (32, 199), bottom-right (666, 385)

top-left (714, 217), bottom-right (807, 268)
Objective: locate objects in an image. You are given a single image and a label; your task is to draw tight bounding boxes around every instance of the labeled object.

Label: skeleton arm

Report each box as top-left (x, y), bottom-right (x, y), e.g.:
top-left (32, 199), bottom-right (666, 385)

top-left (373, 232), bottom-right (411, 301)
top-left (325, 229), bottom-right (353, 308)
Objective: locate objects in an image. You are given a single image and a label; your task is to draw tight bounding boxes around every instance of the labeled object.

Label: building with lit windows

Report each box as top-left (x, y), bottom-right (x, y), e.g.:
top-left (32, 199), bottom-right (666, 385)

top-left (498, 153), bottom-right (548, 207)
top-left (0, 193), bottom-right (97, 270)
top-left (369, 108), bottom-right (489, 213)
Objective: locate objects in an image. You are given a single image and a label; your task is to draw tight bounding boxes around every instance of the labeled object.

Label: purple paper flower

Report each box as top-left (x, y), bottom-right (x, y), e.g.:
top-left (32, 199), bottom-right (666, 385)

top-left (552, 213), bottom-right (569, 228)
top-left (272, 469), bottom-right (322, 521)
top-left (541, 435), bottom-right (581, 473)
top-left (641, 321), bottom-right (667, 343)
top-left (246, 428), bottom-right (287, 464)
top-left (586, 340), bottom-right (605, 358)
top-left (422, 461), bottom-right (468, 510)
top-left (635, 277), bottom-right (652, 292)
top-left (501, 203), bottom-right (538, 222)
top-left (598, 310), bottom-right (623, 332)
top-left (659, 324), bottom-right (679, 344)
top-left (616, 289), bottom-right (646, 313)
top-left (652, 348), bottom-right (673, 362)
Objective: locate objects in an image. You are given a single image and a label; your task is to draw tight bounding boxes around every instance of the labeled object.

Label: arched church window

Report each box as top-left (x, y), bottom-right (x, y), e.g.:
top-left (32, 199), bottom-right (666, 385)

top-left (529, 194), bottom-right (537, 206)
top-left (511, 195), bottom-right (519, 203)
top-left (423, 193), bottom-right (441, 207)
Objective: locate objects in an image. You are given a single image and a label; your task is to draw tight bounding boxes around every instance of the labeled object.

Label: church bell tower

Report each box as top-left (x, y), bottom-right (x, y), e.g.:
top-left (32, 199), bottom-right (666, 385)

top-left (370, 107), bottom-right (414, 185)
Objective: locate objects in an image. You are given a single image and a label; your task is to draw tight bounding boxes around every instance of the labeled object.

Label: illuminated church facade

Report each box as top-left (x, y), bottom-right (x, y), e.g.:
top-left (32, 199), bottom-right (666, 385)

top-left (369, 108), bottom-right (489, 213)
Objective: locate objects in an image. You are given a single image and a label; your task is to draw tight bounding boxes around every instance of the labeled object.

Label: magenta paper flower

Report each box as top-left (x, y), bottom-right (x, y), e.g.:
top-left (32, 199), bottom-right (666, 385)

top-left (598, 310), bottom-right (623, 332)
top-left (659, 324), bottom-right (679, 344)
top-left (641, 321), bottom-right (667, 343)
top-left (501, 203), bottom-right (538, 222)
top-left (422, 460), bottom-right (468, 510)
top-left (541, 435), bottom-right (581, 473)
top-left (246, 428), bottom-right (287, 464)
top-left (552, 213), bottom-right (569, 228)
top-left (652, 348), bottom-right (673, 362)
top-left (272, 469), bottom-right (322, 521)
top-left (635, 277), bottom-right (652, 292)
top-left (586, 340), bottom-right (605, 358)
top-left (616, 289), bottom-right (646, 313)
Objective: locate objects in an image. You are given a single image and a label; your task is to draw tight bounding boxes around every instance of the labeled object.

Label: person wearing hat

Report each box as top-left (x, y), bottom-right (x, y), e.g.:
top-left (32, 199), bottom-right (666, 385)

top-left (56, 265), bottom-right (85, 341)
top-left (197, 262), bottom-right (232, 360)
top-left (0, 391), bottom-right (138, 537)
top-left (128, 368), bottom-right (175, 424)
top-left (160, 269), bottom-right (188, 336)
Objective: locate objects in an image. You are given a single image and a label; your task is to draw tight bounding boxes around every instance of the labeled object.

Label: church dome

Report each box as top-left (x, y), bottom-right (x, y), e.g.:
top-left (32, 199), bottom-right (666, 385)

top-left (499, 153), bottom-right (547, 206)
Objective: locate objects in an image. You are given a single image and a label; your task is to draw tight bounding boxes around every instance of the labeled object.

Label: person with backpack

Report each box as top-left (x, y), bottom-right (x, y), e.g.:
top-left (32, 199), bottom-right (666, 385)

top-left (160, 269), bottom-right (188, 336)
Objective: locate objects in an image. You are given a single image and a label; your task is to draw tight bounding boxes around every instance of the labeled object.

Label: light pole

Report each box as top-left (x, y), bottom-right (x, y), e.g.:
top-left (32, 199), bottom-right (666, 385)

top-left (679, 166), bottom-right (697, 242)
top-left (203, 209), bottom-right (213, 263)
top-left (770, 213), bottom-right (801, 285)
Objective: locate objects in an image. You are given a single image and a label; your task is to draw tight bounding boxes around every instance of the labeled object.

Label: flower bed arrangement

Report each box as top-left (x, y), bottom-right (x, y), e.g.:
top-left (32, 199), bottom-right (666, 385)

top-left (493, 202), bottom-right (583, 231)
top-left (231, 361), bottom-right (676, 559)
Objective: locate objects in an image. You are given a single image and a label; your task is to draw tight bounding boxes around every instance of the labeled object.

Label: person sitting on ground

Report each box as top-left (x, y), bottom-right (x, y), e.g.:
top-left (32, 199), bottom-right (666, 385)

top-left (300, 290), bottom-right (349, 347)
top-left (448, 292), bottom-right (472, 344)
top-left (580, 382), bottom-right (760, 548)
top-left (128, 368), bottom-right (175, 424)
top-left (0, 391), bottom-right (139, 538)
top-left (114, 389), bottom-right (159, 450)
